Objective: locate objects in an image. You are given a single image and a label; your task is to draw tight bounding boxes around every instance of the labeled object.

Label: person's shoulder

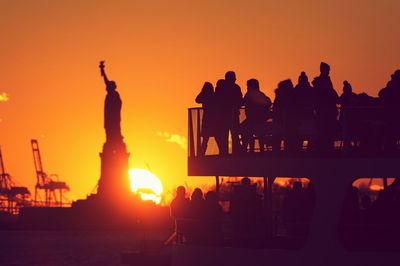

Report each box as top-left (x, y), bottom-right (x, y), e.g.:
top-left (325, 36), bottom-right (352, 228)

top-left (259, 91), bottom-right (271, 101)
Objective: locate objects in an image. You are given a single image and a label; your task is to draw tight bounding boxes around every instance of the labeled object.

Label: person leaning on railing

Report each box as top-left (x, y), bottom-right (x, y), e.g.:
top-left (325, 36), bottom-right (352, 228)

top-left (195, 82), bottom-right (217, 156)
top-left (240, 78), bottom-right (272, 153)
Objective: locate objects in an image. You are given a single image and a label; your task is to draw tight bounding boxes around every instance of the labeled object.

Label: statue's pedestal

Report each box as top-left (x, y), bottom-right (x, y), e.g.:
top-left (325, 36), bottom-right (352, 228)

top-left (97, 139), bottom-right (132, 207)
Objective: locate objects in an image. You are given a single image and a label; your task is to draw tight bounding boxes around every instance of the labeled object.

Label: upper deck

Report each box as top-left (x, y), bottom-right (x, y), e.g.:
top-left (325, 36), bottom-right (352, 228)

top-left (188, 107), bottom-right (400, 178)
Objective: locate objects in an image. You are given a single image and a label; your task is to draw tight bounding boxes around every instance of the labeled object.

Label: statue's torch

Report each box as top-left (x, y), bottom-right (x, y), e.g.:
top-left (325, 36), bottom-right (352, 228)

top-left (99, 61), bottom-right (105, 76)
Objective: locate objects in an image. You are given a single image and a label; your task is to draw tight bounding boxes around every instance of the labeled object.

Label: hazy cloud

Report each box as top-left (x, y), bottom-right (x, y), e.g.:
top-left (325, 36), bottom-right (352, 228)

top-left (0, 92), bottom-right (9, 102)
top-left (156, 131), bottom-right (187, 150)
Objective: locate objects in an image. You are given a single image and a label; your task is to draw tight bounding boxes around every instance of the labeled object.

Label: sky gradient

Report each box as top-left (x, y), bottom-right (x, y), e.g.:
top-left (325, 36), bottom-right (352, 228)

top-left (0, 0), bottom-right (399, 201)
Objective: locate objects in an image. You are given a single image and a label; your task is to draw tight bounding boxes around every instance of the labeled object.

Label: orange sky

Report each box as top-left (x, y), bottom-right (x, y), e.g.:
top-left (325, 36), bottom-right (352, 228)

top-left (0, 0), bottom-right (399, 201)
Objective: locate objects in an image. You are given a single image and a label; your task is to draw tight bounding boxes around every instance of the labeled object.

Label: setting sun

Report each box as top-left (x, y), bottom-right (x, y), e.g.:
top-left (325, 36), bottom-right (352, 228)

top-left (129, 168), bottom-right (163, 204)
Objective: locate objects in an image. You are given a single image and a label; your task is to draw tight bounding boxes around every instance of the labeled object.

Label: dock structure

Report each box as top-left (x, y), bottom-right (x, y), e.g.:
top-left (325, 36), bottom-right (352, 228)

top-left (183, 106), bottom-right (400, 262)
top-left (0, 146), bottom-right (30, 214)
top-left (31, 139), bottom-right (69, 207)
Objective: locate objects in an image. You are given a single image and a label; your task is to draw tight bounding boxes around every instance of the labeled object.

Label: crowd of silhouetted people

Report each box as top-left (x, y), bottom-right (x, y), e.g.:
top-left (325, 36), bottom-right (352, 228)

top-left (170, 177), bottom-right (400, 246)
top-left (170, 186), bottom-right (222, 244)
top-left (342, 179), bottom-right (400, 226)
top-left (195, 63), bottom-right (400, 154)
top-left (170, 178), bottom-right (317, 245)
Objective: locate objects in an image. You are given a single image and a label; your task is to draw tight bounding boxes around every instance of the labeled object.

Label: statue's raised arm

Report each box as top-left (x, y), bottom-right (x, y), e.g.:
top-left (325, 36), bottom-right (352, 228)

top-left (99, 61), bottom-right (110, 86)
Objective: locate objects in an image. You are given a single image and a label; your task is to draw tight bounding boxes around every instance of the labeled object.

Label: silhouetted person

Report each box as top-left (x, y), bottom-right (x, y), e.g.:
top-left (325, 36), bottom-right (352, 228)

top-left (223, 71), bottom-right (243, 154)
top-left (338, 81), bottom-right (359, 150)
top-left (195, 82), bottom-right (217, 155)
top-left (204, 191), bottom-right (223, 242)
top-left (189, 188), bottom-right (206, 220)
top-left (273, 79), bottom-right (295, 151)
top-left (185, 188), bottom-right (206, 243)
top-left (293, 72), bottom-right (316, 151)
top-left (282, 181), bottom-right (309, 236)
top-left (338, 81), bottom-right (358, 108)
top-left (312, 62), bottom-right (339, 152)
top-left (99, 61), bottom-right (123, 143)
top-left (214, 79), bottom-right (229, 154)
top-left (170, 186), bottom-right (190, 242)
top-left (241, 79), bottom-right (272, 152)
top-left (230, 177), bottom-right (263, 243)
top-left (379, 69), bottom-right (400, 151)
top-left (356, 93), bottom-right (382, 151)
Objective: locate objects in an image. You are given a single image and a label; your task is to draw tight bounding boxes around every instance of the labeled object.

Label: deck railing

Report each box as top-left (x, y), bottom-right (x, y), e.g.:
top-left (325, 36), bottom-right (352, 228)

top-left (188, 106), bottom-right (400, 157)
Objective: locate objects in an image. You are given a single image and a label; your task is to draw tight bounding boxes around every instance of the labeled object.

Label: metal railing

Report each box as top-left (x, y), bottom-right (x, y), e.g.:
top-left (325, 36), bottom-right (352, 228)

top-left (188, 106), bottom-right (400, 157)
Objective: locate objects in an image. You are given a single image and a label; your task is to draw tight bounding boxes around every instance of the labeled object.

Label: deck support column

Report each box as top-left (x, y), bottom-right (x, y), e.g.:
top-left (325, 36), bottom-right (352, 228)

top-left (305, 171), bottom-right (351, 262)
top-left (264, 176), bottom-right (275, 238)
top-left (215, 176), bottom-right (220, 195)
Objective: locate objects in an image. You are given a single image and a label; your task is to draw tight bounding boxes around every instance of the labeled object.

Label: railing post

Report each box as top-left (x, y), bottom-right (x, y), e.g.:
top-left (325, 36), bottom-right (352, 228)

top-left (264, 176), bottom-right (275, 238)
top-left (215, 176), bottom-right (220, 195)
top-left (188, 109), bottom-right (195, 157)
top-left (196, 109), bottom-right (201, 157)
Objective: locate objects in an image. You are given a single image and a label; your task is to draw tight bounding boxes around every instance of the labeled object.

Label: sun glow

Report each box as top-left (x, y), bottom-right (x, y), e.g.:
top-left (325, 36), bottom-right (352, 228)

top-left (129, 168), bottom-right (163, 204)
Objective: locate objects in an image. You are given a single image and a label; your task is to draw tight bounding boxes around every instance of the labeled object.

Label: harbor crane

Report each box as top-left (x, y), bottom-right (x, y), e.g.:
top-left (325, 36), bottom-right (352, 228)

top-left (0, 146), bottom-right (30, 214)
top-left (31, 139), bottom-right (70, 207)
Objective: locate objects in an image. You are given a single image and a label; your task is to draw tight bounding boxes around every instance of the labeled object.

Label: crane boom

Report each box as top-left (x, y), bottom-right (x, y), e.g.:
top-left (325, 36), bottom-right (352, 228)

top-left (30, 139), bottom-right (69, 207)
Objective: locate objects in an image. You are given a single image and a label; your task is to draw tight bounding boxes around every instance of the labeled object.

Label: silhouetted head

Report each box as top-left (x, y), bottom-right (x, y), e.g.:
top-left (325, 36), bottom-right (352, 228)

top-left (225, 71), bottom-right (236, 83)
top-left (205, 191), bottom-right (218, 203)
top-left (343, 80), bottom-right (352, 94)
top-left (320, 62), bottom-right (330, 77)
top-left (247, 78), bottom-right (260, 91)
top-left (216, 79), bottom-right (225, 90)
top-left (201, 82), bottom-right (214, 94)
top-left (298, 71), bottom-right (309, 85)
top-left (277, 79), bottom-right (294, 91)
top-left (191, 188), bottom-right (203, 201)
top-left (176, 186), bottom-right (186, 198)
top-left (392, 69), bottom-right (400, 81)
top-left (241, 177), bottom-right (251, 186)
top-left (293, 181), bottom-right (302, 192)
top-left (107, 81), bottom-right (117, 92)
